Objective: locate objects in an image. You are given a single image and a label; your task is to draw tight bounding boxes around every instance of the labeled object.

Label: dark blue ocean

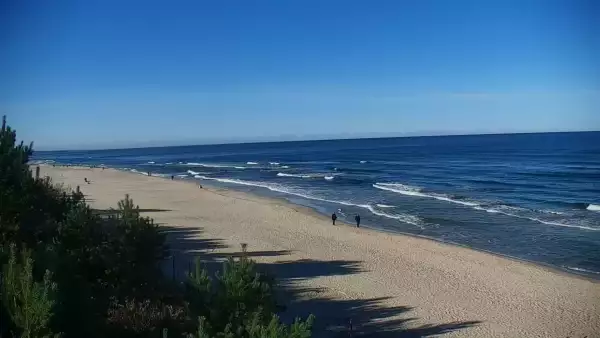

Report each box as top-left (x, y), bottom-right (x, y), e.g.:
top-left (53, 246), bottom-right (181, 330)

top-left (34, 132), bottom-right (600, 278)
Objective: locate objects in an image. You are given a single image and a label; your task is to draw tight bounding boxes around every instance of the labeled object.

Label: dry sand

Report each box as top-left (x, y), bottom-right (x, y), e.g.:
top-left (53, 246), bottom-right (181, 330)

top-left (41, 166), bottom-right (599, 337)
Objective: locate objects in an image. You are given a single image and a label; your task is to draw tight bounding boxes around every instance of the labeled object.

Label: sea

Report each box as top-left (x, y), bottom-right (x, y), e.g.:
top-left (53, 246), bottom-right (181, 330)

top-left (33, 132), bottom-right (600, 278)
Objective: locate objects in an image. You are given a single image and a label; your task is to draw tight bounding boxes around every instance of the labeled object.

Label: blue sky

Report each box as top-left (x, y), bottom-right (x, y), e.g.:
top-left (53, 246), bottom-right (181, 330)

top-left (1, 0), bottom-right (598, 150)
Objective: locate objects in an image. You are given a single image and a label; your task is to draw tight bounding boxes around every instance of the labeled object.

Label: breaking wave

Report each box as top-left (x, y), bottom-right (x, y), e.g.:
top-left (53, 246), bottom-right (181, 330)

top-left (192, 175), bottom-right (426, 228)
top-left (185, 162), bottom-right (246, 169)
top-left (277, 172), bottom-right (336, 180)
top-left (374, 182), bottom-right (599, 231)
top-left (587, 204), bottom-right (600, 212)
top-left (373, 183), bottom-right (478, 207)
top-left (564, 266), bottom-right (600, 275)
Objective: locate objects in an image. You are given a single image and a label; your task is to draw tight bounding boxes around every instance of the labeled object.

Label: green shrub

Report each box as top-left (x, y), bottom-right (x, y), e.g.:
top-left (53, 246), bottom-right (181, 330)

top-left (0, 245), bottom-right (58, 338)
top-left (0, 115), bottom-right (314, 337)
top-left (185, 249), bottom-right (314, 338)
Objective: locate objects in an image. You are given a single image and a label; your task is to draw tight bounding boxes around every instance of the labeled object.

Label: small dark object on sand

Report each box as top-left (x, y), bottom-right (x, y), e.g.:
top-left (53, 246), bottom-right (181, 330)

top-left (332, 213), bottom-right (337, 225)
top-left (355, 214), bottom-right (360, 228)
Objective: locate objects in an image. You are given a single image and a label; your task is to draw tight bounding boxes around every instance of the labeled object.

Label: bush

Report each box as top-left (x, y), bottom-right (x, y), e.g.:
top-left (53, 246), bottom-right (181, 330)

top-left (0, 245), bottom-right (58, 338)
top-left (0, 115), bottom-right (314, 337)
top-left (185, 249), bottom-right (314, 338)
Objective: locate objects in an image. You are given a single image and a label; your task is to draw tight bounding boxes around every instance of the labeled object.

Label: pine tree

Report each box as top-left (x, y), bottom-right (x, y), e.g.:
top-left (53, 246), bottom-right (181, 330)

top-left (0, 245), bottom-right (58, 338)
top-left (186, 246), bottom-right (314, 338)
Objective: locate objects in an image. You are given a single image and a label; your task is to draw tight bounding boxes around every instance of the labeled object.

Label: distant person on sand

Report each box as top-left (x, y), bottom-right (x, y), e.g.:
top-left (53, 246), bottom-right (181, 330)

top-left (355, 214), bottom-right (361, 228)
top-left (171, 175), bottom-right (174, 180)
top-left (332, 213), bottom-right (337, 225)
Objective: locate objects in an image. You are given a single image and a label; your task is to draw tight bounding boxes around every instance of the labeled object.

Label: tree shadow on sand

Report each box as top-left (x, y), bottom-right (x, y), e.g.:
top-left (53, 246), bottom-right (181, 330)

top-left (160, 225), bottom-right (481, 337)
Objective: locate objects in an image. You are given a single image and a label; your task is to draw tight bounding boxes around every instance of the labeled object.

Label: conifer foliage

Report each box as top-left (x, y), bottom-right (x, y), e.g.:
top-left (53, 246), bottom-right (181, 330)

top-left (0, 116), bottom-right (314, 337)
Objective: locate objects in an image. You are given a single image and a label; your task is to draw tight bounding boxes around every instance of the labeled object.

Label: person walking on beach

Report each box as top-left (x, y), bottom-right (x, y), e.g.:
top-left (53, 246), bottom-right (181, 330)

top-left (332, 213), bottom-right (337, 225)
top-left (355, 214), bottom-right (361, 228)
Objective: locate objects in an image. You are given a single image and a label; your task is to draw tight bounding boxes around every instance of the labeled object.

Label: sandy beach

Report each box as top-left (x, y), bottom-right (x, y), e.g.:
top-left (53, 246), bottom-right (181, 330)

top-left (41, 165), bottom-right (600, 337)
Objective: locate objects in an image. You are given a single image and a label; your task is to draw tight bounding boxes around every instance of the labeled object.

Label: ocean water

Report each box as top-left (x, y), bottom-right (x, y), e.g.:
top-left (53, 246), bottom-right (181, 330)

top-left (34, 132), bottom-right (600, 278)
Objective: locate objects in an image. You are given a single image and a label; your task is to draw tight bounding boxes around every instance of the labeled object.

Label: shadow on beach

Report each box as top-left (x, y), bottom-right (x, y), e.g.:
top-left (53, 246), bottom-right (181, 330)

top-left (160, 225), bottom-right (481, 337)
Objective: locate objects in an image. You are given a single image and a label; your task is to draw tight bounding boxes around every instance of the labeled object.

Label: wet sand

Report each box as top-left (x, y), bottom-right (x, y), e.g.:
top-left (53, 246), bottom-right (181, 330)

top-left (41, 165), bottom-right (600, 337)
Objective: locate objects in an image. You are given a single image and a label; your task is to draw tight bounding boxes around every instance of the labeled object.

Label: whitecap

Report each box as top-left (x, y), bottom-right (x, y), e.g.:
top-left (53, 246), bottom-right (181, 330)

top-left (564, 266), bottom-right (600, 275)
top-left (375, 183), bottom-right (599, 231)
top-left (185, 162), bottom-right (246, 169)
top-left (247, 162), bottom-right (258, 165)
top-left (277, 172), bottom-right (334, 179)
top-left (373, 183), bottom-right (478, 207)
top-left (587, 204), bottom-right (600, 212)
top-left (192, 175), bottom-right (426, 228)
top-left (476, 206), bottom-right (599, 231)
top-left (269, 162), bottom-right (280, 165)
top-left (376, 204), bottom-right (395, 208)
top-left (147, 161), bottom-right (155, 164)
top-left (187, 170), bottom-right (200, 175)
top-left (360, 160), bottom-right (367, 164)
top-left (281, 165), bottom-right (290, 169)
top-left (277, 173), bottom-right (311, 178)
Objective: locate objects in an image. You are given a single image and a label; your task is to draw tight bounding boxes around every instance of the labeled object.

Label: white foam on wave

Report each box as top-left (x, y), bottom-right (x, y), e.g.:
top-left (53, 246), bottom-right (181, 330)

top-left (373, 183), bottom-right (479, 207)
top-left (185, 162), bottom-right (246, 169)
top-left (277, 173), bottom-right (310, 178)
top-left (247, 162), bottom-right (258, 165)
top-left (187, 170), bottom-right (200, 175)
top-left (281, 165), bottom-right (290, 169)
top-left (176, 174), bottom-right (187, 178)
top-left (376, 204), bottom-right (395, 208)
top-left (540, 209), bottom-right (566, 215)
top-left (360, 160), bottom-right (367, 164)
top-left (166, 162), bottom-right (173, 165)
top-left (587, 204), bottom-right (600, 212)
top-left (375, 182), bottom-right (599, 231)
top-left (269, 162), bottom-right (280, 165)
top-left (474, 205), bottom-right (600, 231)
top-left (192, 175), bottom-right (426, 228)
top-left (564, 266), bottom-right (600, 275)
top-left (147, 161), bottom-right (155, 164)
top-left (277, 172), bottom-right (334, 179)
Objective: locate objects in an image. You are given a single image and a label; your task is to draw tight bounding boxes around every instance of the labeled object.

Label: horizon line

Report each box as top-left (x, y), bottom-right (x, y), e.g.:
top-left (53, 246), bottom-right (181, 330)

top-left (35, 129), bottom-right (599, 152)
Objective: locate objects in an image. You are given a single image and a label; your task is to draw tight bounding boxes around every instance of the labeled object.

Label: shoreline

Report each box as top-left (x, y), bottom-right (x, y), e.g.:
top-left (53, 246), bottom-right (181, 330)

top-left (44, 164), bottom-right (599, 282)
top-left (38, 164), bottom-right (600, 337)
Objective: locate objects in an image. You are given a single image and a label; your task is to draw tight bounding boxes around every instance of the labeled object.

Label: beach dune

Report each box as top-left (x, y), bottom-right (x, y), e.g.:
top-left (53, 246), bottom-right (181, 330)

top-left (42, 166), bottom-right (600, 337)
